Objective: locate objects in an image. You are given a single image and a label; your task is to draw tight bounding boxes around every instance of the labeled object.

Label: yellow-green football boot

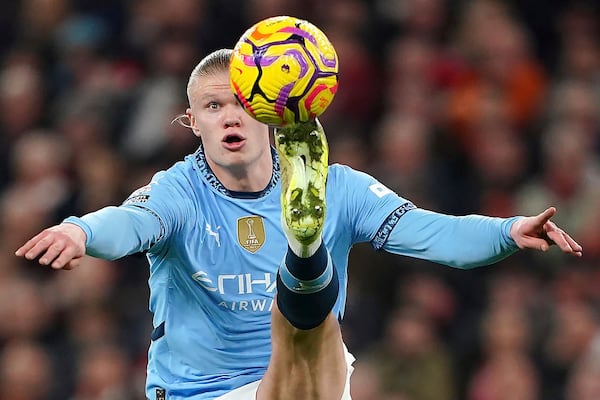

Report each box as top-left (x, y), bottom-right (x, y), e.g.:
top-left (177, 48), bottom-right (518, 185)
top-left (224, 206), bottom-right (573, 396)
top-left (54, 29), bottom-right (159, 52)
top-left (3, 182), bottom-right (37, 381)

top-left (274, 119), bottom-right (328, 256)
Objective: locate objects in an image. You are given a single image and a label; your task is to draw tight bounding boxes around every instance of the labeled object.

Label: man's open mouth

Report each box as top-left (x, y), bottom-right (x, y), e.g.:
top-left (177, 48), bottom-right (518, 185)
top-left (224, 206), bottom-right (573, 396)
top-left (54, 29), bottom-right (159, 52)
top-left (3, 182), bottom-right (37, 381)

top-left (224, 134), bottom-right (244, 143)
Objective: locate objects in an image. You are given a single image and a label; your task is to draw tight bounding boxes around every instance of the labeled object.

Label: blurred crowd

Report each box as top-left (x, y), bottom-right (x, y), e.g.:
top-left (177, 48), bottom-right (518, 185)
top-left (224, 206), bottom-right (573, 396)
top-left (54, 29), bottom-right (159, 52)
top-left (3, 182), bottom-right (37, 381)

top-left (0, 0), bottom-right (598, 399)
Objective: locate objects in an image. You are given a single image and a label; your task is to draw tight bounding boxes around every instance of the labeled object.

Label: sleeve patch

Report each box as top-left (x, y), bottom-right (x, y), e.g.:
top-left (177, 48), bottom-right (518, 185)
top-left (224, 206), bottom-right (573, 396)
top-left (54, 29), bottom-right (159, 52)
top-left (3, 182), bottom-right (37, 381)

top-left (123, 185), bottom-right (151, 205)
top-left (371, 202), bottom-right (416, 250)
top-left (369, 183), bottom-right (394, 198)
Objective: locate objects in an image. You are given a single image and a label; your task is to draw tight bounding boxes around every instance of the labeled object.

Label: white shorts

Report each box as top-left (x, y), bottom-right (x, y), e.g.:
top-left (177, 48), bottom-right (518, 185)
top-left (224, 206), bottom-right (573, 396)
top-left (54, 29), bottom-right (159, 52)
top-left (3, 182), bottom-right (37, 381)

top-left (216, 346), bottom-right (356, 400)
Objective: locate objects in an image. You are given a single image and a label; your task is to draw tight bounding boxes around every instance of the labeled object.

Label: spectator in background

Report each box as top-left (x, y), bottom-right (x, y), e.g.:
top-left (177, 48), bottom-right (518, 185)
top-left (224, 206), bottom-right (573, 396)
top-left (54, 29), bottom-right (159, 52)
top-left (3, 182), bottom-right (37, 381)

top-left (463, 120), bottom-right (528, 217)
top-left (0, 277), bottom-right (54, 342)
top-left (544, 80), bottom-right (598, 141)
top-left (468, 352), bottom-right (539, 400)
top-left (17, 0), bottom-right (69, 45)
top-left (382, 36), bottom-right (438, 119)
top-left (350, 358), bottom-right (387, 400)
top-left (49, 257), bottom-right (120, 309)
top-left (66, 147), bottom-right (125, 215)
top-left (541, 300), bottom-right (599, 400)
top-left (566, 330), bottom-right (600, 400)
top-left (327, 133), bottom-right (370, 171)
top-left (467, 304), bottom-right (539, 400)
top-left (554, 1), bottom-right (599, 86)
top-left (49, 13), bottom-right (138, 162)
top-left (120, 31), bottom-right (199, 163)
top-left (444, 0), bottom-right (547, 150)
top-left (370, 113), bottom-right (439, 210)
top-left (360, 304), bottom-right (457, 400)
top-left (395, 272), bottom-right (457, 331)
top-left (0, 340), bottom-right (53, 400)
top-left (316, 0), bottom-right (381, 141)
top-left (70, 342), bottom-right (138, 400)
top-left (0, 50), bottom-right (45, 138)
top-left (0, 52), bottom-right (46, 190)
top-left (373, 0), bottom-right (451, 55)
top-left (0, 130), bottom-right (72, 246)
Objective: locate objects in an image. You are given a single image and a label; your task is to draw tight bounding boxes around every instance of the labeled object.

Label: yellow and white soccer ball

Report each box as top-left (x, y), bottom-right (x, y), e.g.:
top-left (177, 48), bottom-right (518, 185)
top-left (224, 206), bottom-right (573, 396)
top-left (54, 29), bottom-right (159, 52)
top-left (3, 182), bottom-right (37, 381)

top-left (230, 16), bottom-right (339, 126)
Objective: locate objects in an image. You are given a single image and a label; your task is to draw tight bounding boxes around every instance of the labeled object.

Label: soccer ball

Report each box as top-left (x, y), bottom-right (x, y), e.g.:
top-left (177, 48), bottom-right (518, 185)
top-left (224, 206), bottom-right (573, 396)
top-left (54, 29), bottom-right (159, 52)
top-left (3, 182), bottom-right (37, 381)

top-left (230, 16), bottom-right (339, 126)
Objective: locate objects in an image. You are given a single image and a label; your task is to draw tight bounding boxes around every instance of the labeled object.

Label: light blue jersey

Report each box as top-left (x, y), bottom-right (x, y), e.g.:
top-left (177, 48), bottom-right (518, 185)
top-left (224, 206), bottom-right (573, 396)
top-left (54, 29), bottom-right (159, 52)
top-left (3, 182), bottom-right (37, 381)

top-left (65, 146), bottom-right (519, 400)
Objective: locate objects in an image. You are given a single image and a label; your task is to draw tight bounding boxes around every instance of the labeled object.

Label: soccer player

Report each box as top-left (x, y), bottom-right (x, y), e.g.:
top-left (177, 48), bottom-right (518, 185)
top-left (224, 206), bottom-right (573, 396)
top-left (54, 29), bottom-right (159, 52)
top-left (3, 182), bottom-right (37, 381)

top-left (15, 48), bottom-right (582, 400)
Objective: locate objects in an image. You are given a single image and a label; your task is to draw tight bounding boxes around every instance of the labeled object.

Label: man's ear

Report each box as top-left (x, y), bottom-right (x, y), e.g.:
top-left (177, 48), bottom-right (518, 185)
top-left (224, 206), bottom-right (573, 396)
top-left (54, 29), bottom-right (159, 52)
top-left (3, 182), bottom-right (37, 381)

top-left (187, 108), bottom-right (201, 136)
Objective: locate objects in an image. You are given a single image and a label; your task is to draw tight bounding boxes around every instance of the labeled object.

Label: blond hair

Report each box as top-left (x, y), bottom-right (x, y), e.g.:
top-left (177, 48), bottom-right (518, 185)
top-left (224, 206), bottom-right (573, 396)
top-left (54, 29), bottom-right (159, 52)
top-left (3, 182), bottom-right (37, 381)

top-left (172, 48), bottom-right (233, 128)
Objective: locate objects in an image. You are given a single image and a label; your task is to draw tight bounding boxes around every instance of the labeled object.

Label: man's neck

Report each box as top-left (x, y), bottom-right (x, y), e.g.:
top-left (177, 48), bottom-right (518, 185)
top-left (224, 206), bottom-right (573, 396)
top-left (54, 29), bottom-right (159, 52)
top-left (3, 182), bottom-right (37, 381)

top-left (206, 154), bottom-right (275, 193)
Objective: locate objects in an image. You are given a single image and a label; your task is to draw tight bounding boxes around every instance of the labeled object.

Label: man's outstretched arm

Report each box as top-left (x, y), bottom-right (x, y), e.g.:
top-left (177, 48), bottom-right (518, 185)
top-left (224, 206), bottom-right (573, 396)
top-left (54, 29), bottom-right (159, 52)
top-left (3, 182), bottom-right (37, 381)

top-left (381, 206), bottom-right (582, 269)
top-left (15, 205), bottom-right (163, 269)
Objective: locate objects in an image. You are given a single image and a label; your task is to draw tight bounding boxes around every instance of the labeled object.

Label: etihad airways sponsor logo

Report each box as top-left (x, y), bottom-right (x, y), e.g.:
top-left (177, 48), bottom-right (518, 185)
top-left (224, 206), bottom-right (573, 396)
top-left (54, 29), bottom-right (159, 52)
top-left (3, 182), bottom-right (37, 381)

top-left (217, 298), bottom-right (274, 312)
top-left (192, 270), bottom-right (276, 312)
top-left (192, 271), bottom-right (277, 294)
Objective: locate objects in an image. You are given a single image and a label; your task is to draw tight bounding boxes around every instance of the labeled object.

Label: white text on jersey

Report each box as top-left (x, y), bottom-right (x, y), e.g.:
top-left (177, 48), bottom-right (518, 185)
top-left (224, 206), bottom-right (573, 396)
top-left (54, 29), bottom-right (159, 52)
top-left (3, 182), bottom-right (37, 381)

top-left (192, 271), bottom-right (277, 294)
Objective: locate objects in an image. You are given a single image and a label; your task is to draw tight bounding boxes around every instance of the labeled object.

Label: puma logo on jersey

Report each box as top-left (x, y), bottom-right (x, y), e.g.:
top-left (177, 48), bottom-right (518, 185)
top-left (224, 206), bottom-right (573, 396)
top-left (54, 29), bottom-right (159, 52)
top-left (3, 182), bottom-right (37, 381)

top-left (205, 223), bottom-right (221, 247)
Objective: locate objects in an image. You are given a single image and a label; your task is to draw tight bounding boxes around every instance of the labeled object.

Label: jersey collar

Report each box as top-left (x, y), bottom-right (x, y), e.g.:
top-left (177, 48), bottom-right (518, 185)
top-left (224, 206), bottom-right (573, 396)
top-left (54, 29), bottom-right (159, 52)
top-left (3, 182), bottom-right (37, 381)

top-left (193, 145), bottom-right (280, 199)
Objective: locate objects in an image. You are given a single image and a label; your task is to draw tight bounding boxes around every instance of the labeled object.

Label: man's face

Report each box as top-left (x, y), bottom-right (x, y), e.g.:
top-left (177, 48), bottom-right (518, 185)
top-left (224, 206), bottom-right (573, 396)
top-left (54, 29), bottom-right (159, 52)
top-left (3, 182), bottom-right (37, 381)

top-left (187, 70), bottom-right (270, 175)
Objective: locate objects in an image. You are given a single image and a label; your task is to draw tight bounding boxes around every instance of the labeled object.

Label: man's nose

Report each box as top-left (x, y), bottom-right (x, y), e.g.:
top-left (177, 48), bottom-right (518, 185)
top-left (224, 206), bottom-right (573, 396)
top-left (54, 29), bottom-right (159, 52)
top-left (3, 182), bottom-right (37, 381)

top-left (224, 107), bottom-right (242, 127)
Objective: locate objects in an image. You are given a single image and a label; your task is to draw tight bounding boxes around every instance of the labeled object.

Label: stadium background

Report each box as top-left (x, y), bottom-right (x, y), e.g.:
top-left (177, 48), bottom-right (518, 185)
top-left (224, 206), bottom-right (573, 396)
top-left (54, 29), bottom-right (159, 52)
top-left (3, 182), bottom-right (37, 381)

top-left (0, 0), bottom-right (598, 399)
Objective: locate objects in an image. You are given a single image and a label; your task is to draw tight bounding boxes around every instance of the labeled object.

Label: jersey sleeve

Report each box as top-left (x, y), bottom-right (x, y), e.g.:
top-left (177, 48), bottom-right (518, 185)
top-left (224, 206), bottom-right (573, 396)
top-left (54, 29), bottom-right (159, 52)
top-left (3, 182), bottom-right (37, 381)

top-left (64, 168), bottom-right (194, 260)
top-left (333, 165), bottom-right (413, 244)
top-left (381, 209), bottom-right (522, 269)
top-left (333, 165), bottom-right (521, 269)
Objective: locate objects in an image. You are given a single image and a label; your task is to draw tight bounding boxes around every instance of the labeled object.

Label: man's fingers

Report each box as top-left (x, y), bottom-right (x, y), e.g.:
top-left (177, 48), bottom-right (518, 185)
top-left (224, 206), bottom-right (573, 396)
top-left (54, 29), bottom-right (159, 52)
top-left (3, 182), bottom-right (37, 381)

top-left (565, 234), bottom-right (583, 254)
top-left (535, 207), bottom-right (556, 226)
top-left (14, 243), bottom-right (30, 257)
top-left (24, 237), bottom-right (56, 261)
top-left (15, 230), bottom-right (82, 268)
top-left (16, 224), bottom-right (87, 269)
top-left (518, 236), bottom-right (551, 252)
top-left (37, 241), bottom-right (67, 265)
top-left (63, 257), bottom-right (82, 270)
top-left (545, 221), bottom-right (582, 250)
top-left (547, 229), bottom-right (572, 251)
top-left (546, 228), bottom-right (583, 256)
top-left (512, 208), bottom-right (582, 257)
top-left (51, 249), bottom-right (80, 269)
top-left (15, 231), bottom-right (49, 258)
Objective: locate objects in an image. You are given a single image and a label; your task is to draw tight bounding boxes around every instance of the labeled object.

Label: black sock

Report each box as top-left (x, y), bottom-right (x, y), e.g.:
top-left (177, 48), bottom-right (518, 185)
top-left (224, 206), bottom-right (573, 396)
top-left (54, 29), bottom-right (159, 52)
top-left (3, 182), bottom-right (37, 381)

top-left (276, 242), bottom-right (339, 330)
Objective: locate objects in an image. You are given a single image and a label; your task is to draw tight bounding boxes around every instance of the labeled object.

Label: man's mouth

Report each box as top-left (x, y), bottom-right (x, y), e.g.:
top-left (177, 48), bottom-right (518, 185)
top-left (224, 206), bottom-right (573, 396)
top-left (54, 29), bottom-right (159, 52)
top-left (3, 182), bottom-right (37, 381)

top-left (224, 134), bottom-right (243, 143)
top-left (222, 134), bottom-right (246, 150)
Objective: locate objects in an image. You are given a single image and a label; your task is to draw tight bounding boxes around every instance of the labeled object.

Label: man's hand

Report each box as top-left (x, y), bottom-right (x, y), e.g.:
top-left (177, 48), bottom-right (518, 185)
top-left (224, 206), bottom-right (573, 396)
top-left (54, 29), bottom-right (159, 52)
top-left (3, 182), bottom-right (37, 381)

top-left (15, 223), bottom-right (87, 270)
top-left (510, 207), bottom-right (583, 257)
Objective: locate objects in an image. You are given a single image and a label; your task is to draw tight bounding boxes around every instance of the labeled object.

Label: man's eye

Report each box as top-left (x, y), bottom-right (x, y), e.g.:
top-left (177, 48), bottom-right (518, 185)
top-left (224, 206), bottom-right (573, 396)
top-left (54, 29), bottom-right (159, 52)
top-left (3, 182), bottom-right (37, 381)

top-left (208, 102), bottom-right (219, 110)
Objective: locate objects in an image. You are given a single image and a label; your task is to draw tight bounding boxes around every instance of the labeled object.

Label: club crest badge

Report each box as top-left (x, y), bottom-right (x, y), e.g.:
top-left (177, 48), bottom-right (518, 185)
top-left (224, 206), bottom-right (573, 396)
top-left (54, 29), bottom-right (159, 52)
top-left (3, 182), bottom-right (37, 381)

top-left (237, 216), bottom-right (266, 253)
